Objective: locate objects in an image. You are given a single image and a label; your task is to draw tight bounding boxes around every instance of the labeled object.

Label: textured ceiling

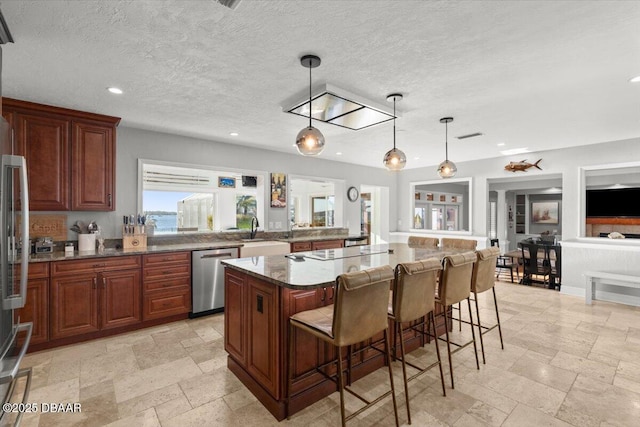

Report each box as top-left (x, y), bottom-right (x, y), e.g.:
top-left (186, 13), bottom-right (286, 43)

top-left (2, 0), bottom-right (639, 169)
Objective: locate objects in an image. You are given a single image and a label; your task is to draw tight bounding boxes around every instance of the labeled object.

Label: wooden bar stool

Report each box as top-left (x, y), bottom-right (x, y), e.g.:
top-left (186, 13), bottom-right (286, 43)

top-left (436, 251), bottom-right (479, 389)
top-left (388, 258), bottom-right (446, 425)
top-left (287, 266), bottom-right (399, 427)
top-left (471, 247), bottom-right (505, 364)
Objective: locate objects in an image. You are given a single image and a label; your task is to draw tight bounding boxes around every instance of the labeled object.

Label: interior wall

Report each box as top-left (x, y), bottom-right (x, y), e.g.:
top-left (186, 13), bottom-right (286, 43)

top-left (59, 126), bottom-right (396, 240)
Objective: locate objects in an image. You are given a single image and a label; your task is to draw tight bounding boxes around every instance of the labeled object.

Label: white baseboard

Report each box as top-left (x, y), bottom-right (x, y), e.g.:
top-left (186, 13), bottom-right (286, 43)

top-left (561, 285), bottom-right (640, 307)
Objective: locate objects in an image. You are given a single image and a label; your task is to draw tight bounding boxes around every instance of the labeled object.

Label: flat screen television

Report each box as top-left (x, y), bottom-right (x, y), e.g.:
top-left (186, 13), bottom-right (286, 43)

top-left (586, 187), bottom-right (640, 217)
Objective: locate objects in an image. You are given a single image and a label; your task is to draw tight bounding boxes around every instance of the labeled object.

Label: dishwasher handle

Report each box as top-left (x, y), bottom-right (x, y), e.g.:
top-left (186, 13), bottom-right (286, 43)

top-left (200, 252), bottom-right (235, 259)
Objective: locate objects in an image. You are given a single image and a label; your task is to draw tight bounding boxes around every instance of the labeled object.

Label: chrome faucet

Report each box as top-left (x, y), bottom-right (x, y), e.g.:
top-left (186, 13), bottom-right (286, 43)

top-left (250, 217), bottom-right (259, 239)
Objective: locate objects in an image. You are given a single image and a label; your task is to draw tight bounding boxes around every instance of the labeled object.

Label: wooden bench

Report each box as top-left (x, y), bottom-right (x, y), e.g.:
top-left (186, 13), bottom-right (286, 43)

top-left (583, 271), bottom-right (640, 304)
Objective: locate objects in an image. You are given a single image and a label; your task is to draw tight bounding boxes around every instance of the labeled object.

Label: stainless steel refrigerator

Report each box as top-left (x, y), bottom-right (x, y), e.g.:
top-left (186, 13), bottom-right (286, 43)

top-left (1, 15), bottom-right (33, 426)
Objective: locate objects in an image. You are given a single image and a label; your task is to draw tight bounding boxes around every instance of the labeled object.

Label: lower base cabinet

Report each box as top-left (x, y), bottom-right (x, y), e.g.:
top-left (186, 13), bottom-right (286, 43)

top-left (142, 252), bottom-right (191, 320)
top-left (15, 262), bottom-right (50, 345)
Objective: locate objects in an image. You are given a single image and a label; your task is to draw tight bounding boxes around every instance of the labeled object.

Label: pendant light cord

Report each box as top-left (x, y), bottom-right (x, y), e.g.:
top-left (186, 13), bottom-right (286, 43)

top-left (392, 97), bottom-right (396, 150)
top-left (308, 60), bottom-right (312, 128)
top-left (445, 120), bottom-right (449, 161)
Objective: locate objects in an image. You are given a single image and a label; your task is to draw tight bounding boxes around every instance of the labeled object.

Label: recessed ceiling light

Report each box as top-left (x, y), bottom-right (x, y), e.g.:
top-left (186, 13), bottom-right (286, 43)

top-left (336, 152), bottom-right (342, 155)
top-left (107, 87), bottom-right (123, 94)
top-left (414, 157), bottom-right (420, 160)
top-left (497, 143), bottom-right (505, 147)
top-left (630, 75), bottom-right (640, 83)
top-left (229, 132), bottom-right (239, 136)
top-left (500, 147), bottom-right (530, 156)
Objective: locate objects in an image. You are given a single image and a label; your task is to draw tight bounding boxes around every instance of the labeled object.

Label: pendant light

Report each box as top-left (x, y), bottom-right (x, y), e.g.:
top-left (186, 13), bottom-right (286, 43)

top-left (295, 55), bottom-right (325, 156)
top-left (383, 93), bottom-right (406, 171)
top-left (437, 117), bottom-right (457, 178)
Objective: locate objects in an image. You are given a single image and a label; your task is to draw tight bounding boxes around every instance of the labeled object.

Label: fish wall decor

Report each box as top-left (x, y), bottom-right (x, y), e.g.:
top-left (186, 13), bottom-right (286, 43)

top-left (504, 159), bottom-right (542, 172)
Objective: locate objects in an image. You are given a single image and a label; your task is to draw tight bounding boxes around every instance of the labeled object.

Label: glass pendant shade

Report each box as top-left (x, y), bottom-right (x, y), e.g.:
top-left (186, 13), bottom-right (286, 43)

top-left (383, 147), bottom-right (406, 171)
top-left (437, 159), bottom-right (457, 178)
top-left (296, 125), bottom-right (325, 156)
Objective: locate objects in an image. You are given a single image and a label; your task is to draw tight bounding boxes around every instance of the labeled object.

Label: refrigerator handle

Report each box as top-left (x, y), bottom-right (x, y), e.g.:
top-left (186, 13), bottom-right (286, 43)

top-left (1, 155), bottom-right (29, 310)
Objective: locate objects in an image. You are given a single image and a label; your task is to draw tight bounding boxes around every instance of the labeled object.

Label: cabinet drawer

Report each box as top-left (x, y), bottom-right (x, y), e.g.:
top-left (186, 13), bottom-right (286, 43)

top-left (52, 255), bottom-right (141, 276)
top-left (144, 276), bottom-right (190, 292)
top-left (143, 288), bottom-right (191, 321)
top-left (291, 242), bottom-right (312, 252)
top-left (15, 262), bottom-right (49, 279)
top-left (143, 263), bottom-right (191, 281)
top-left (311, 240), bottom-right (344, 250)
top-left (143, 252), bottom-right (190, 267)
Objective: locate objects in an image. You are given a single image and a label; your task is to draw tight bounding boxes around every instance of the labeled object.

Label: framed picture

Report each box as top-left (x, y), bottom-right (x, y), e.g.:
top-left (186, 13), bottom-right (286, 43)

top-left (439, 194), bottom-right (446, 202)
top-left (218, 176), bottom-right (236, 188)
top-left (531, 201), bottom-right (559, 224)
top-left (415, 192), bottom-right (421, 200)
top-left (426, 193), bottom-right (434, 201)
top-left (451, 195), bottom-right (457, 203)
top-left (270, 173), bottom-right (287, 208)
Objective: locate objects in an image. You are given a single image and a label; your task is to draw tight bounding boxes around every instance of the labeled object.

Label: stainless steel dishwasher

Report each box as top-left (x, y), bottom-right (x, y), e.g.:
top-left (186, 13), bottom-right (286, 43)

top-left (191, 247), bottom-right (239, 317)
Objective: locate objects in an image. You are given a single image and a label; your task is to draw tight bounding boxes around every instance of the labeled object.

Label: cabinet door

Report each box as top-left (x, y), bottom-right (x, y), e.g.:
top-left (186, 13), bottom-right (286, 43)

top-left (247, 277), bottom-right (279, 398)
top-left (101, 269), bottom-right (141, 330)
top-left (225, 269), bottom-right (247, 366)
top-left (71, 121), bottom-right (115, 211)
top-left (15, 113), bottom-right (70, 210)
top-left (51, 273), bottom-right (99, 339)
top-left (14, 278), bottom-right (49, 345)
top-left (311, 240), bottom-right (344, 250)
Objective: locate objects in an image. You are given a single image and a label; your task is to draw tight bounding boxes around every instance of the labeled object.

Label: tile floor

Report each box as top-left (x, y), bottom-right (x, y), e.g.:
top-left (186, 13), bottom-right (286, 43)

top-left (7, 280), bottom-right (640, 427)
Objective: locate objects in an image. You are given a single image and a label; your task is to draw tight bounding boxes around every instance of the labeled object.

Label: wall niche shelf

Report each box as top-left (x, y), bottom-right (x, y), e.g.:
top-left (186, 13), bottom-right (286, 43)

top-left (515, 194), bottom-right (526, 234)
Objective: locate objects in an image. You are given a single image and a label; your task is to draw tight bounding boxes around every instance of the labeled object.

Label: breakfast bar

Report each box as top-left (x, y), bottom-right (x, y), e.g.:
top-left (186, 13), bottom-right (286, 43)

top-left (222, 243), bottom-right (465, 420)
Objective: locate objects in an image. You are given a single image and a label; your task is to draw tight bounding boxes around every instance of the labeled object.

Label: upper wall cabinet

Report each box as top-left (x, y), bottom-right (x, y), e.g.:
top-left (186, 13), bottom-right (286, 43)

top-left (2, 98), bottom-right (120, 211)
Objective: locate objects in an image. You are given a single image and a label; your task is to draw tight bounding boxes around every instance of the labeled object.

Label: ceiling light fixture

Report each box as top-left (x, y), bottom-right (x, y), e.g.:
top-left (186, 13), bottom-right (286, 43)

top-left (229, 132), bottom-right (239, 136)
top-left (295, 55), bottom-right (325, 156)
top-left (383, 93), bottom-right (406, 171)
top-left (437, 117), bottom-right (457, 178)
top-left (107, 87), bottom-right (123, 94)
top-left (630, 75), bottom-right (640, 83)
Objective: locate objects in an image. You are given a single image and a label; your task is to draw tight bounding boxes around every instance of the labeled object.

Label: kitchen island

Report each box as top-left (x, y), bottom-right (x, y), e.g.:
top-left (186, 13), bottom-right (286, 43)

top-left (222, 243), bottom-right (468, 420)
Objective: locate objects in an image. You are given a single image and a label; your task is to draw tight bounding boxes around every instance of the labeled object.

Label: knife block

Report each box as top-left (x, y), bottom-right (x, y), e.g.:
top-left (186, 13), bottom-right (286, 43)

top-left (122, 226), bottom-right (147, 249)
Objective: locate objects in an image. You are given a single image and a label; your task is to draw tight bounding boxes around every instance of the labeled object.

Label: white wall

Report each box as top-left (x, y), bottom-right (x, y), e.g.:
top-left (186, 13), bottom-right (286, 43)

top-left (61, 126), bottom-right (396, 239)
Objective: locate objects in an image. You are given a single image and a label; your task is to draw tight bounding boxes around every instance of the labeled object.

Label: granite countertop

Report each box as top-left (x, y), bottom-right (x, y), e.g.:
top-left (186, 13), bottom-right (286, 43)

top-left (25, 241), bottom-right (244, 263)
top-left (221, 243), bottom-right (470, 290)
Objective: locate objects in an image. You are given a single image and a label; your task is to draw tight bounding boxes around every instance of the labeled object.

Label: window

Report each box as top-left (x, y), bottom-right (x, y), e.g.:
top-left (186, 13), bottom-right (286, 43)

top-left (489, 201), bottom-right (497, 239)
top-left (139, 160), bottom-right (264, 234)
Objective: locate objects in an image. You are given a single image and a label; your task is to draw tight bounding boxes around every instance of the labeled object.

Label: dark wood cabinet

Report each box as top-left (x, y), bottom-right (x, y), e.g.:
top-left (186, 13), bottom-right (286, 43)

top-left (2, 98), bottom-right (120, 212)
top-left (71, 121), bottom-right (114, 210)
top-left (15, 112), bottom-right (70, 210)
top-left (51, 256), bottom-right (141, 339)
top-left (15, 262), bottom-right (50, 345)
top-left (142, 252), bottom-right (191, 321)
top-left (290, 239), bottom-right (345, 253)
top-left (225, 268), bottom-right (247, 365)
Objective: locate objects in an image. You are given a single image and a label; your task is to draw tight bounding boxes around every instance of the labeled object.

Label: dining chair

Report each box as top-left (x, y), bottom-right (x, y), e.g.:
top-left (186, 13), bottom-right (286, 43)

top-left (407, 235), bottom-right (439, 248)
top-left (490, 239), bottom-right (518, 283)
top-left (388, 258), bottom-right (446, 424)
top-left (287, 266), bottom-right (399, 427)
top-left (435, 251), bottom-right (479, 389)
top-left (519, 241), bottom-right (551, 286)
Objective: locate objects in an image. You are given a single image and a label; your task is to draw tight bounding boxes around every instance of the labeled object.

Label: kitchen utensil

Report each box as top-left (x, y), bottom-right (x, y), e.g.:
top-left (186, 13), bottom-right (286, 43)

top-left (69, 224), bottom-right (82, 233)
top-left (76, 220), bottom-right (88, 234)
top-left (87, 221), bottom-right (96, 233)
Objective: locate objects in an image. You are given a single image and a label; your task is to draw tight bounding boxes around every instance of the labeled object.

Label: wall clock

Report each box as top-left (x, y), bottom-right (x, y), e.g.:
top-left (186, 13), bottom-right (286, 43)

top-left (347, 186), bottom-right (359, 202)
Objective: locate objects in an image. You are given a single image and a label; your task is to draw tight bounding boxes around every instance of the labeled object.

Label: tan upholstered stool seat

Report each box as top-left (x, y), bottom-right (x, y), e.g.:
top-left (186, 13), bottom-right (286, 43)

top-left (290, 305), bottom-right (334, 340)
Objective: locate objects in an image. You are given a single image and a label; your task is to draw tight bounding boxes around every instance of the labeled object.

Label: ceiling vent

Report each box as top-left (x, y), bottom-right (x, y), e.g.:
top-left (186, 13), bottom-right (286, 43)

top-left (456, 132), bottom-right (483, 140)
top-left (215, 0), bottom-right (242, 10)
top-left (284, 84), bottom-right (396, 131)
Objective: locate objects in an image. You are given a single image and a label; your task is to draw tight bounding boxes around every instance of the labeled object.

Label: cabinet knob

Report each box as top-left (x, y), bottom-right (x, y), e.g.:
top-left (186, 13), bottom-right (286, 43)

top-left (102, 277), bottom-right (106, 288)
top-left (108, 193), bottom-right (112, 207)
top-left (92, 277), bottom-right (97, 289)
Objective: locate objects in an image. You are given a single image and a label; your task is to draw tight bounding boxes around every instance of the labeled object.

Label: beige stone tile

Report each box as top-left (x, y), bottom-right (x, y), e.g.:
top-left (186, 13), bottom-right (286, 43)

top-left (181, 336), bottom-right (205, 348)
top-left (179, 365), bottom-right (243, 408)
top-left (550, 350), bottom-right (616, 384)
top-left (503, 403), bottom-right (574, 427)
top-left (80, 346), bottom-right (139, 388)
top-left (616, 359), bottom-right (640, 383)
top-left (104, 407), bottom-right (160, 427)
top-left (613, 375), bottom-right (640, 395)
top-left (49, 341), bottom-right (108, 365)
top-left (509, 353), bottom-right (577, 392)
top-left (591, 334), bottom-right (640, 363)
top-left (47, 358), bottom-right (81, 385)
top-left (465, 365), bottom-right (566, 416)
top-left (463, 401), bottom-right (508, 426)
top-left (117, 384), bottom-right (184, 418)
top-left (405, 386), bottom-right (475, 425)
top-left (454, 378), bottom-right (518, 414)
top-left (154, 395), bottom-right (192, 423)
top-left (150, 324), bottom-right (198, 347)
top-left (161, 398), bottom-right (235, 427)
top-left (133, 342), bottom-right (187, 370)
top-left (113, 356), bottom-right (201, 403)
top-left (104, 330), bottom-right (156, 352)
top-left (28, 377), bottom-right (79, 405)
top-left (222, 386), bottom-right (258, 411)
top-left (191, 325), bottom-right (223, 342)
top-left (80, 379), bottom-right (115, 400)
top-left (558, 374), bottom-right (640, 426)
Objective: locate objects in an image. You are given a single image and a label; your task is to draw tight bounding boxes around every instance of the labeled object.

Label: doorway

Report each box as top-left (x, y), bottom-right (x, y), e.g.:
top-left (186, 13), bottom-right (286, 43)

top-left (360, 185), bottom-right (389, 244)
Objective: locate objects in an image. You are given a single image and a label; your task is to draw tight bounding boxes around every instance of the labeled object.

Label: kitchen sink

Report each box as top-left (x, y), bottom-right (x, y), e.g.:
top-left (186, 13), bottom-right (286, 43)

top-left (240, 240), bottom-right (290, 257)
